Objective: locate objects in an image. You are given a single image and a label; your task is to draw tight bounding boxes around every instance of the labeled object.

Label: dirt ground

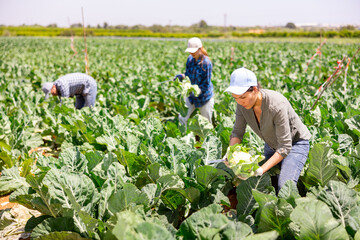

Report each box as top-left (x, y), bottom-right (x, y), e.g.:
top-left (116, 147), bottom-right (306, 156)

top-left (0, 195), bottom-right (41, 240)
top-left (0, 195), bottom-right (16, 210)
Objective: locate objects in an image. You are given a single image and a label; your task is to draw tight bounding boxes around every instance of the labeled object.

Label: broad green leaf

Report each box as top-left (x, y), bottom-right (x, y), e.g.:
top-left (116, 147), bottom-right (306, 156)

top-left (212, 188), bottom-right (231, 207)
top-left (348, 207), bottom-right (360, 236)
top-left (139, 117), bottom-right (163, 141)
top-left (74, 120), bottom-right (87, 134)
top-left (290, 198), bottom-right (349, 240)
top-left (317, 181), bottom-right (359, 229)
top-left (96, 133), bottom-right (119, 152)
top-left (165, 137), bottom-right (193, 177)
top-left (195, 165), bottom-right (230, 188)
top-left (26, 175), bottom-right (59, 217)
top-left (57, 148), bottom-right (87, 173)
top-left (278, 180), bottom-right (301, 207)
top-left (63, 187), bottom-right (99, 239)
top-left (22, 131), bottom-right (44, 150)
top-left (0, 141), bottom-right (13, 169)
top-left (178, 203), bottom-right (252, 239)
top-left (30, 217), bottom-right (75, 239)
top-left (252, 189), bottom-right (278, 208)
top-left (141, 183), bottom-right (159, 206)
top-left (107, 210), bottom-right (175, 240)
top-left (337, 134), bottom-right (354, 153)
top-left (147, 162), bottom-right (171, 182)
top-left (36, 231), bottom-right (91, 240)
top-left (98, 180), bottom-right (118, 220)
top-left (257, 198), bottom-right (294, 238)
top-left (42, 169), bottom-right (100, 217)
top-left (25, 215), bottom-right (51, 232)
top-left (187, 115), bottom-right (214, 139)
top-left (115, 149), bottom-right (149, 176)
top-left (85, 151), bottom-right (104, 172)
top-left (355, 231), bottom-right (360, 240)
top-left (236, 173), bottom-right (271, 218)
top-left (19, 157), bottom-right (34, 178)
top-left (160, 188), bottom-right (186, 210)
top-left (0, 166), bottom-right (28, 195)
top-left (350, 144), bottom-right (360, 160)
top-left (303, 142), bottom-right (337, 188)
top-left (106, 210), bottom-right (144, 240)
top-left (165, 121), bottom-right (181, 138)
top-left (181, 132), bottom-right (196, 146)
top-left (135, 222), bottom-right (176, 240)
top-left (345, 115), bottom-right (360, 137)
top-left (90, 152), bottom-right (122, 186)
top-left (220, 221), bottom-right (255, 240)
top-left (177, 204), bottom-right (222, 239)
top-left (36, 154), bottom-right (62, 170)
top-left (243, 230), bottom-right (279, 240)
top-left (184, 187), bottom-right (201, 204)
top-left (184, 149), bottom-right (205, 179)
top-left (140, 143), bottom-right (161, 163)
top-left (156, 174), bottom-right (184, 190)
top-left (0, 150), bottom-right (13, 170)
top-left (201, 135), bottom-right (222, 164)
top-left (123, 131), bottom-right (141, 153)
top-left (108, 183), bottom-right (149, 214)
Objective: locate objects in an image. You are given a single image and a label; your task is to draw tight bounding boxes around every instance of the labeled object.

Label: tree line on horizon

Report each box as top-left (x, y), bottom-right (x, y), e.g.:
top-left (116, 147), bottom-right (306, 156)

top-left (1, 20), bottom-right (359, 38)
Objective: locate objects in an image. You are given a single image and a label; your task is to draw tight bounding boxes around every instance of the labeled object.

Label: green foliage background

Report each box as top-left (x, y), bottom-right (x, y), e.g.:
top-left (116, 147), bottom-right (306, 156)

top-left (0, 37), bottom-right (359, 239)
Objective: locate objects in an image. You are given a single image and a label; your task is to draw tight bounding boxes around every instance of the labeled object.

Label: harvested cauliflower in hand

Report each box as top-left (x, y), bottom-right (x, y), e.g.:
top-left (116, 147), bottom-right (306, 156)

top-left (181, 79), bottom-right (201, 98)
top-left (227, 144), bottom-right (264, 179)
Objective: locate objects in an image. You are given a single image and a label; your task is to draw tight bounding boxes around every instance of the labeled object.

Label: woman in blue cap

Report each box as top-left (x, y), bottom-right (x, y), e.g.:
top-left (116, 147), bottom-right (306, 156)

top-left (174, 37), bottom-right (214, 126)
top-left (225, 67), bottom-right (311, 191)
top-left (42, 72), bottom-right (97, 110)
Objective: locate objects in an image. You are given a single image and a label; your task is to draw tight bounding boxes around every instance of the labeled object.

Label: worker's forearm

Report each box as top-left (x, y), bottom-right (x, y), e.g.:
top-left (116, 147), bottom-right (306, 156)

top-left (260, 152), bottom-right (283, 173)
top-left (229, 137), bottom-right (241, 146)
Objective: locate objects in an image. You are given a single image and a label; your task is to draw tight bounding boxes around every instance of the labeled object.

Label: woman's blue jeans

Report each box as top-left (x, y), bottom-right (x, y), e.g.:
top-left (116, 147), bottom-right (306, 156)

top-left (263, 139), bottom-right (310, 191)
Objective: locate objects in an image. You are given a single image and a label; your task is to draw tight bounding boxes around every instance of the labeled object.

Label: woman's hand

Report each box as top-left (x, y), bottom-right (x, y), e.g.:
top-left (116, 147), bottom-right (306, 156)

top-left (254, 167), bottom-right (263, 176)
top-left (229, 137), bottom-right (241, 146)
top-left (173, 74), bottom-right (185, 82)
top-left (237, 167), bottom-right (263, 181)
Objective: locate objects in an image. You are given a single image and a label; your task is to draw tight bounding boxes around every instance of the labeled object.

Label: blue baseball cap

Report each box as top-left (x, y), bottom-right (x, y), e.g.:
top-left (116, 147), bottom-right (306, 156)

top-left (225, 67), bottom-right (257, 95)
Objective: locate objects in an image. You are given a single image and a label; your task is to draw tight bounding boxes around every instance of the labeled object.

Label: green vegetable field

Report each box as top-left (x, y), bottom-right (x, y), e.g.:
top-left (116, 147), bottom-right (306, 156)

top-left (0, 37), bottom-right (360, 240)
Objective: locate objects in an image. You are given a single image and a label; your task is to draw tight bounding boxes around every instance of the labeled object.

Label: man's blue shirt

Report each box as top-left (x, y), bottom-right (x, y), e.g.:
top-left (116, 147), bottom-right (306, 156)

top-left (184, 55), bottom-right (214, 107)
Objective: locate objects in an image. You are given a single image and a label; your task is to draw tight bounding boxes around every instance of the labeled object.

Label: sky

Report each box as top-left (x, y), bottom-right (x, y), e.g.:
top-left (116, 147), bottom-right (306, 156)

top-left (0, 0), bottom-right (359, 27)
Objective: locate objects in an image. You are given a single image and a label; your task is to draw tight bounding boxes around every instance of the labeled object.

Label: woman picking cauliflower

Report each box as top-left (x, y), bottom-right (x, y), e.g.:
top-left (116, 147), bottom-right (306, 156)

top-left (173, 37), bottom-right (214, 126)
top-left (225, 67), bottom-right (311, 191)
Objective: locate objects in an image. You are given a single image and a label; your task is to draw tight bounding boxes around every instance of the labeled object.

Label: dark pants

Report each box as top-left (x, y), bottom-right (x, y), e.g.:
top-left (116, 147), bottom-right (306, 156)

top-left (75, 85), bottom-right (97, 109)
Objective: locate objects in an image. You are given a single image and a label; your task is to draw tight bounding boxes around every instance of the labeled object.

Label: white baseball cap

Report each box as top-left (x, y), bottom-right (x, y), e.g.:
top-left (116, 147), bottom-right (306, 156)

top-left (225, 67), bottom-right (257, 95)
top-left (185, 37), bottom-right (202, 53)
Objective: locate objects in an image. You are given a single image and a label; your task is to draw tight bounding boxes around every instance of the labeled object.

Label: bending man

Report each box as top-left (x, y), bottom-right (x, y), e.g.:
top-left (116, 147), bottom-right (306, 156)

top-left (42, 72), bottom-right (97, 109)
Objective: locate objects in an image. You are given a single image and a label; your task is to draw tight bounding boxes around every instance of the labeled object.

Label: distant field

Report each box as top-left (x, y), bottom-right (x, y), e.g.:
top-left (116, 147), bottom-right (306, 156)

top-left (1, 26), bottom-right (360, 40)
